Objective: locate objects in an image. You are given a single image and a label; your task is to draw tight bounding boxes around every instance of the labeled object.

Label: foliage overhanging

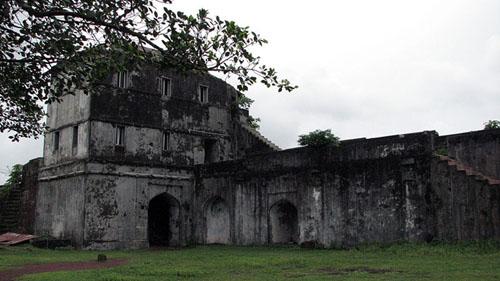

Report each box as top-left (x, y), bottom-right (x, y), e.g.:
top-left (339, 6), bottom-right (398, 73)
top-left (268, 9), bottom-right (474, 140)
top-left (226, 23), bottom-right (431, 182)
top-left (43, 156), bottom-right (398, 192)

top-left (0, 0), bottom-right (297, 140)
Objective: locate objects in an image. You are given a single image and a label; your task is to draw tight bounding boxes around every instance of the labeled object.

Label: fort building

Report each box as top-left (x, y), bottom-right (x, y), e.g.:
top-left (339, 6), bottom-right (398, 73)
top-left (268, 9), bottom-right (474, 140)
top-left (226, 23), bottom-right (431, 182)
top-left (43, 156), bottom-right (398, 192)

top-left (1, 65), bottom-right (500, 249)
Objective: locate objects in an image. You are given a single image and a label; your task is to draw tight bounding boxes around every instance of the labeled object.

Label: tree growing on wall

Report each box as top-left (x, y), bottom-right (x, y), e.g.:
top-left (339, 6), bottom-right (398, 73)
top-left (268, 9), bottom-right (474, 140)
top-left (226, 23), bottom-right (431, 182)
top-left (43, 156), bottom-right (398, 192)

top-left (247, 116), bottom-right (261, 130)
top-left (298, 129), bottom-right (340, 147)
top-left (0, 164), bottom-right (23, 199)
top-left (0, 0), bottom-right (297, 141)
top-left (484, 120), bottom-right (500, 130)
top-left (237, 94), bottom-right (260, 130)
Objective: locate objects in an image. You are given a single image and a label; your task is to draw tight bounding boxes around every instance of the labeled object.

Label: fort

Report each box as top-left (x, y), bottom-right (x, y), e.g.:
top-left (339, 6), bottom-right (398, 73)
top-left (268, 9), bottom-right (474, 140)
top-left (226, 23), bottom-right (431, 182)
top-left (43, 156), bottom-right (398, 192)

top-left (1, 66), bottom-right (499, 249)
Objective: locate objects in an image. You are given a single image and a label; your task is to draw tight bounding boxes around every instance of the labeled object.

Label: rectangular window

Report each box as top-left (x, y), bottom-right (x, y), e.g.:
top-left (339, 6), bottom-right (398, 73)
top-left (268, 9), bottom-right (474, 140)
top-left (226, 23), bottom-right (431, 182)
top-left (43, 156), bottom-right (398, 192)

top-left (115, 126), bottom-right (125, 146)
top-left (72, 125), bottom-right (78, 148)
top-left (198, 85), bottom-right (208, 103)
top-left (157, 77), bottom-right (172, 97)
top-left (204, 139), bottom-right (217, 164)
top-left (116, 71), bottom-right (129, 88)
top-left (162, 132), bottom-right (170, 151)
top-left (53, 131), bottom-right (60, 151)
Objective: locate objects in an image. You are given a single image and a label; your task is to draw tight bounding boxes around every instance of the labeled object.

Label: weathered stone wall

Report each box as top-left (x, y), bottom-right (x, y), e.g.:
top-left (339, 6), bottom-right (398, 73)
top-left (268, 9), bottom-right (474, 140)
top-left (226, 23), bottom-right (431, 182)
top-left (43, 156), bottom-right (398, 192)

top-left (234, 122), bottom-right (277, 157)
top-left (196, 132), bottom-right (436, 247)
top-left (46, 90), bottom-right (91, 129)
top-left (88, 120), bottom-right (234, 166)
top-left (35, 161), bottom-right (195, 249)
top-left (42, 65), bottom-right (276, 178)
top-left (31, 129), bottom-right (500, 249)
top-left (438, 128), bottom-right (500, 178)
top-left (85, 67), bottom-right (274, 168)
top-left (0, 183), bottom-right (22, 233)
top-left (429, 158), bottom-right (500, 241)
top-left (34, 67), bottom-right (282, 249)
top-left (44, 90), bottom-right (91, 166)
top-left (81, 166), bottom-right (194, 249)
top-left (0, 158), bottom-right (42, 234)
top-left (18, 158), bottom-right (42, 234)
top-left (35, 174), bottom-right (86, 244)
top-left (32, 62), bottom-right (500, 250)
top-left (89, 67), bottom-right (238, 164)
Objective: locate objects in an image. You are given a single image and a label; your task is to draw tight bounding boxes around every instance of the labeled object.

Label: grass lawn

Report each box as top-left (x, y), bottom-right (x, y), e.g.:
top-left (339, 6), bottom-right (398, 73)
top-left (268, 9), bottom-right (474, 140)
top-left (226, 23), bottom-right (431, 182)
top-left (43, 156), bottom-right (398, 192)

top-left (1, 242), bottom-right (500, 280)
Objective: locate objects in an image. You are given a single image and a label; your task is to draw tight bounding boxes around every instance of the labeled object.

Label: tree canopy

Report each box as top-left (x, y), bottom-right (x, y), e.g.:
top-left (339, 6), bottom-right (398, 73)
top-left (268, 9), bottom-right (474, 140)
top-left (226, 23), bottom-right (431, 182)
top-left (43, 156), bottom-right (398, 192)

top-left (298, 129), bottom-right (340, 147)
top-left (484, 120), bottom-right (500, 130)
top-left (0, 0), bottom-right (296, 141)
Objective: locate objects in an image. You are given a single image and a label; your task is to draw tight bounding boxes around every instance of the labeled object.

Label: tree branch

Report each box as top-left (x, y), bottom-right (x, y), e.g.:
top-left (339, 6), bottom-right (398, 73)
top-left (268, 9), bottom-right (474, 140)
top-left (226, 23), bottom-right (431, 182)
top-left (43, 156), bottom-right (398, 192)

top-left (18, 3), bottom-right (165, 52)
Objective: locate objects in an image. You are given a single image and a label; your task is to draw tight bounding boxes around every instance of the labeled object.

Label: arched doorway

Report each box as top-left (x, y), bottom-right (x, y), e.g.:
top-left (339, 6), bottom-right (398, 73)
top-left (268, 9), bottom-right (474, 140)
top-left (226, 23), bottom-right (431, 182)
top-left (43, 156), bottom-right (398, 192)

top-left (148, 193), bottom-right (180, 247)
top-left (269, 200), bottom-right (299, 244)
top-left (205, 197), bottom-right (230, 244)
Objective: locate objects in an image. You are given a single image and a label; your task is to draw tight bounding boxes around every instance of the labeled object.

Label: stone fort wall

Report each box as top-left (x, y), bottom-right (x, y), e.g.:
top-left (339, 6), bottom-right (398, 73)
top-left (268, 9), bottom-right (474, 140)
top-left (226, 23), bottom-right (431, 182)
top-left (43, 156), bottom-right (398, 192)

top-left (197, 129), bottom-right (500, 248)
top-left (3, 62), bottom-right (499, 249)
top-left (26, 129), bottom-right (500, 249)
top-left (196, 131), bottom-right (435, 248)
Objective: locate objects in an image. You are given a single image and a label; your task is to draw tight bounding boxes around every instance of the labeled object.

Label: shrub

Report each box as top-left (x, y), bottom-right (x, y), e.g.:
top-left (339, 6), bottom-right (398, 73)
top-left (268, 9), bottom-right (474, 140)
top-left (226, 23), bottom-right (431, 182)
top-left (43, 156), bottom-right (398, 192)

top-left (484, 120), bottom-right (500, 130)
top-left (247, 116), bottom-right (261, 130)
top-left (298, 129), bottom-right (340, 147)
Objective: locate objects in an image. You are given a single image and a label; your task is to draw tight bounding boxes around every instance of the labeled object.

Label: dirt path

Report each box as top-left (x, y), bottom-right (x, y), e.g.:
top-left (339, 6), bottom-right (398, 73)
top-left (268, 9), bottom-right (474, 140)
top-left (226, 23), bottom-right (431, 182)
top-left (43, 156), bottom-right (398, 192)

top-left (0, 259), bottom-right (128, 281)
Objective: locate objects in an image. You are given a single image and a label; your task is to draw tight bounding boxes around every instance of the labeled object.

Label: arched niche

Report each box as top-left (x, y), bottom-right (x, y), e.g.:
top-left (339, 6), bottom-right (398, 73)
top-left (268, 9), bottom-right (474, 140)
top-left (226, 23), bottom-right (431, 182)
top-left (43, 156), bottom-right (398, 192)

top-left (147, 192), bottom-right (180, 247)
top-left (269, 200), bottom-right (299, 244)
top-left (204, 197), bottom-right (230, 244)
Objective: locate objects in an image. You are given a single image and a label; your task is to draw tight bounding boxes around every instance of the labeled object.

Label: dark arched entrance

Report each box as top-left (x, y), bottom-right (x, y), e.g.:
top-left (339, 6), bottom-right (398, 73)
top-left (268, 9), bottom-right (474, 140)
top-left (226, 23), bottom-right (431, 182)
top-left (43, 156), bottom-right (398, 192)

top-left (269, 200), bottom-right (299, 244)
top-left (205, 197), bottom-right (230, 244)
top-left (148, 193), bottom-right (180, 247)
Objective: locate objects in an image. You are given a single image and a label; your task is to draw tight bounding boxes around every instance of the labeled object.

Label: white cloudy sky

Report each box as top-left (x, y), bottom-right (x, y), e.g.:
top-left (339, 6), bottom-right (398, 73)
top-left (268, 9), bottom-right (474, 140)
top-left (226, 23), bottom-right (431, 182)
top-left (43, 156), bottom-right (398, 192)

top-left (1, 0), bottom-right (499, 183)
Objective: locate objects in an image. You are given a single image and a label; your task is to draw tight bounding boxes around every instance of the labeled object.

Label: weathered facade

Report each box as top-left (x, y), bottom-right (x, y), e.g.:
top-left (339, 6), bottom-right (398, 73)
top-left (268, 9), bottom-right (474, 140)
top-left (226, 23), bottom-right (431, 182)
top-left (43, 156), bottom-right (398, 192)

top-left (197, 131), bottom-right (500, 247)
top-left (15, 66), bottom-right (500, 249)
top-left (34, 67), bottom-right (278, 249)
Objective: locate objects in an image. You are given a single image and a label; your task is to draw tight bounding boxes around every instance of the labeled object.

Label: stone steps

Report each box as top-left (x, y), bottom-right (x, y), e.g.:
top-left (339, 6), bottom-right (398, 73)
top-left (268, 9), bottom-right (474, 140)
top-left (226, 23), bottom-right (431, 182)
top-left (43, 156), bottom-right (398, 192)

top-left (0, 183), bottom-right (25, 233)
top-left (436, 154), bottom-right (500, 186)
top-left (240, 123), bottom-right (281, 151)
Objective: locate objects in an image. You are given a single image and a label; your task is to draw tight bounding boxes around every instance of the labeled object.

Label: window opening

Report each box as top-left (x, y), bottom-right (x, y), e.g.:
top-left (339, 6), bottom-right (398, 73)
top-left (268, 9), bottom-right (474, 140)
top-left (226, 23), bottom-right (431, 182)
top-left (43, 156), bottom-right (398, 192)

top-left (72, 125), bottom-right (78, 148)
top-left (53, 131), bottom-right (60, 151)
top-left (116, 71), bottom-right (129, 88)
top-left (115, 126), bottom-right (125, 146)
top-left (162, 132), bottom-right (170, 151)
top-left (158, 77), bottom-right (172, 97)
top-left (198, 85), bottom-right (208, 103)
top-left (204, 139), bottom-right (217, 164)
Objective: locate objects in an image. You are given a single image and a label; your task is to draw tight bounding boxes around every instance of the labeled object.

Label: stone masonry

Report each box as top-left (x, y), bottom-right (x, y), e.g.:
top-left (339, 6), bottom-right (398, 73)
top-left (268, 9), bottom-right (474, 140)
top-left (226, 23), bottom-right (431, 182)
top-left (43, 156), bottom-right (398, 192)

top-left (5, 65), bottom-right (499, 249)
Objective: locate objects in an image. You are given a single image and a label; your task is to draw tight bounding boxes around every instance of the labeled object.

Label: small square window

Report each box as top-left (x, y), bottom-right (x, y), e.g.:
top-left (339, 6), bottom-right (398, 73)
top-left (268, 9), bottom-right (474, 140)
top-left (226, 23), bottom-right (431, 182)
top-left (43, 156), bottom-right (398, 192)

top-left (116, 71), bottom-right (129, 88)
top-left (162, 132), bottom-right (170, 151)
top-left (115, 126), bottom-right (125, 146)
top-left (157, 77), bottom-right (172, 97)
top-left (198, 85), bottom-right (208, 103)
top-left (53, 131), bottom-right (60, 151)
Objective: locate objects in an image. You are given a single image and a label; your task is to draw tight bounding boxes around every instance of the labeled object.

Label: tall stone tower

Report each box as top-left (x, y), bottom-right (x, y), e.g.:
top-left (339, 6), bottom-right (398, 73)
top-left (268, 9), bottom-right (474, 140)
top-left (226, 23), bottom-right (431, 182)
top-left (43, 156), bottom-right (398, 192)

top-left (35, 66), bottom-right (279, 249)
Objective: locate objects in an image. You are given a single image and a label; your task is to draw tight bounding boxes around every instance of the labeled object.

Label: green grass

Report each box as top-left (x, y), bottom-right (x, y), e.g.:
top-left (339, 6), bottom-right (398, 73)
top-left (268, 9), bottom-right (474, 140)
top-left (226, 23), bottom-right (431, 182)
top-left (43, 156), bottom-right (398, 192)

top-left (1, 242), bottom-right (500, 280)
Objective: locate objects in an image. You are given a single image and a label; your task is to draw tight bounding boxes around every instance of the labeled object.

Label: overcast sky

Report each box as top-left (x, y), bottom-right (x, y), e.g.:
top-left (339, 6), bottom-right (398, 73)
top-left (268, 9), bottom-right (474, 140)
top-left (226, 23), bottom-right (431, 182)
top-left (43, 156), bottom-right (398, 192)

top-left (1, 0), bottom-right (499, 183)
